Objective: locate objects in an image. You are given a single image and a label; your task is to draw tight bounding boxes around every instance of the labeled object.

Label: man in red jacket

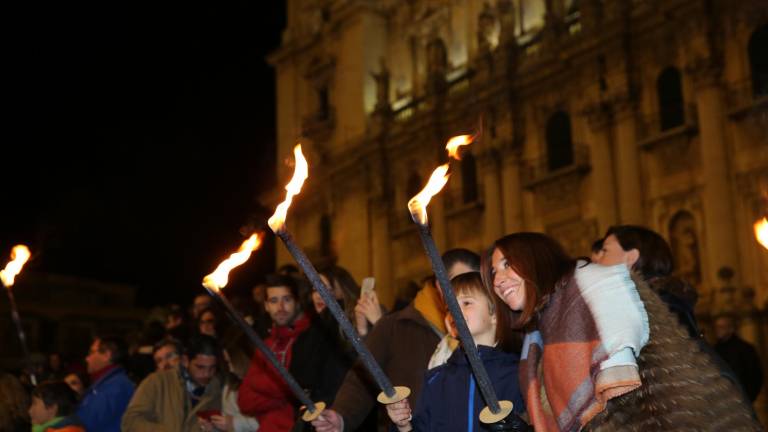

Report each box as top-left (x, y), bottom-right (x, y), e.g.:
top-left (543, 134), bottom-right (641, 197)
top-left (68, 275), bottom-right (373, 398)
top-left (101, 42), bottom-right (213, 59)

top-left (239, 274), bottom-right (350, 432)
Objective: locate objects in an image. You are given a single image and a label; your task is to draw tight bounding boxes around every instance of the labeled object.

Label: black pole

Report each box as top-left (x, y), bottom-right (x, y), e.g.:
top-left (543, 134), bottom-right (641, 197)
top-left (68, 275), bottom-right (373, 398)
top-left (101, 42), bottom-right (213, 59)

top-left (414, 222), bottom-right (501, 413)
top-left (4, 287), bottom-right (36, 386)
top-left (276, 228), bottom-right (396, 398)
top-left (203, 286), bottom-right (317, 412)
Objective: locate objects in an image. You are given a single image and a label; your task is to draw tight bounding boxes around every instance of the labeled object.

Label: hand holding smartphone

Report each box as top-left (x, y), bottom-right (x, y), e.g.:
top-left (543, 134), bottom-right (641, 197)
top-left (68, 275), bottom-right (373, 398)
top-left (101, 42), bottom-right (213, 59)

top-left (361, 277), bottom-right (375, 299)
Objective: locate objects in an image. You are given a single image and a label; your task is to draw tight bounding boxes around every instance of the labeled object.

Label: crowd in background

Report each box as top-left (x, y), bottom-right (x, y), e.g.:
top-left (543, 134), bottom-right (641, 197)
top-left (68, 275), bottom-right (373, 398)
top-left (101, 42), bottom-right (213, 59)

top-left (0, 226), bottom-right (764, 431)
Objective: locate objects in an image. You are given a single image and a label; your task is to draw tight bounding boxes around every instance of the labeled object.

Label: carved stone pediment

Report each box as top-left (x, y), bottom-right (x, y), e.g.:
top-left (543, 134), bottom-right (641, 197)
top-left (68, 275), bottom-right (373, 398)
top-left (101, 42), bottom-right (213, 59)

top-left (304, 55), bottom-right (336, 86)
top-left (527, 165), bottom-right (586, 215)
top-left (545, 218), bottom-right (598, 258)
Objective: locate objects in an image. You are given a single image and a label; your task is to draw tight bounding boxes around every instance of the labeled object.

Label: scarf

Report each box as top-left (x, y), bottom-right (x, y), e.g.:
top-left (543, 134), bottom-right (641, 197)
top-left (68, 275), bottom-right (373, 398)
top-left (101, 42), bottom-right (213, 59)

top-left (33, 417), bottom-right (65, 432)
top-left (520, 262), bottom-right (649, 431)
top-left (268, 312), bottom-right (311, 367)
top-left (89, 363), bottom-right (119, 384)
top-left (413, 282), bottom-right (446, 336)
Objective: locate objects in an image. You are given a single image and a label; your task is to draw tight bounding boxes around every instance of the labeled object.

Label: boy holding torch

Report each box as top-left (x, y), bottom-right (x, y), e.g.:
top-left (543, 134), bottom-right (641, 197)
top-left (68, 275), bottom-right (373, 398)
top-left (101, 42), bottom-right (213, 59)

top-left (386, 272), bottom-right (528, 431)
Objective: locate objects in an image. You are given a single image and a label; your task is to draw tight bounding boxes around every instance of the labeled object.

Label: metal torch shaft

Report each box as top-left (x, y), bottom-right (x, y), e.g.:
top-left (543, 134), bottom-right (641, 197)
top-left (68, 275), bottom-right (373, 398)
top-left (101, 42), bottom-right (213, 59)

top-left (4, 287), bottom-right (37, 386)
top-left (415, 223), bottom-right (501, 413)
top-left (276, 229), bottom-right (396, 398)
top-left (204, 286), bottom-right (317, 412)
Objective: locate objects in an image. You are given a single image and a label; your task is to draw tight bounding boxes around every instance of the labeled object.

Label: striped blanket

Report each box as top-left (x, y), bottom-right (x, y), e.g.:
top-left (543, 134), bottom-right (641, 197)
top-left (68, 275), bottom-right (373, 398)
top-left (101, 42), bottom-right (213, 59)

top-left (520, 262), bottom-right (649, 431)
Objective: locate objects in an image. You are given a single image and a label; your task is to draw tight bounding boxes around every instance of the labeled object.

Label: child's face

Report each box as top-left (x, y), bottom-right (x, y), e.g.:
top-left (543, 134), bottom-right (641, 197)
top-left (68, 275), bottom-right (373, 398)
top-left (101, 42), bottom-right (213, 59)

top-left (456, 291), bottom-right (497, 346)
top-left (28, 396), bottom-right (57, 426)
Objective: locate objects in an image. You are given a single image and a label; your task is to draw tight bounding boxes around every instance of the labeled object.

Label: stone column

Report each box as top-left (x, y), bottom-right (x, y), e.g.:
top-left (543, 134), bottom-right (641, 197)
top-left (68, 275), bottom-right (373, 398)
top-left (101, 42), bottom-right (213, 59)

top-left (692, 65), bottom-right (741, 292)
top-left (369, 198), bottom-right (394, 308)
top-left (612, 96), bottom-right (644, 224)
top-left (584, 105), bottom-right (618, 233)
top-left (482, 149), bottom-right (504, 246)
top-left (500, 152), bottom-right (524, 234)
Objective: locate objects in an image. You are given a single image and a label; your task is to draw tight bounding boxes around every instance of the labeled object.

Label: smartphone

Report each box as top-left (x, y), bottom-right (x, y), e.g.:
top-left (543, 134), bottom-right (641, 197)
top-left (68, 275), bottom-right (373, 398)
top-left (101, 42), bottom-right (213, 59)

top-left (361, 277), bottom-right (375, 299)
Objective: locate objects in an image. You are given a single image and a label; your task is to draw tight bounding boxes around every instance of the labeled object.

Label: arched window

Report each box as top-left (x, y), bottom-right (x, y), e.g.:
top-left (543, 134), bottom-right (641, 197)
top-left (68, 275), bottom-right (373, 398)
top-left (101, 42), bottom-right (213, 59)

top-left (657, 67), bottom-right (685, 131)
top-left (545, 111), bottom-right (574, 171)
top-left (319, 214), bottom-right (332, 256)
top-left (748, 25), bottom-right (768, 97)
top-left (461, 152), bottom-right (478, 203)
top-left (318, 86), bottom-right (330, 120)
top-left (668, 210), bottom-right (701, 287)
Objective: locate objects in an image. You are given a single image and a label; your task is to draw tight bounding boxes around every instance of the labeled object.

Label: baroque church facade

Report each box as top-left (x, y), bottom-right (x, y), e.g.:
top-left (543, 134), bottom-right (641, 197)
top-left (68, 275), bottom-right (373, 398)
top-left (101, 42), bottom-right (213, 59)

top-left (266, 0), bottom-right (767, 414)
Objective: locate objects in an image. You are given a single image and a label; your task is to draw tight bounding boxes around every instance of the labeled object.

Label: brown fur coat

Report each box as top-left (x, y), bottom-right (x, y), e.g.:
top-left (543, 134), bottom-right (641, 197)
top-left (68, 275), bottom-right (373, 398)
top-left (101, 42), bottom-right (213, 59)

top-left (585, 275), bottom-right (761, 431)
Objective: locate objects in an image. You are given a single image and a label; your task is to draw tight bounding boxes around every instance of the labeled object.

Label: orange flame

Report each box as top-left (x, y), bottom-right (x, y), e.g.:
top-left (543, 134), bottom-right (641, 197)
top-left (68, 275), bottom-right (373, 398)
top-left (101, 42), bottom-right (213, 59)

top-left (407, 164), bottom-right (450, 225)
top-left (445, 134), bottom-right (475, 160)
top-left (202, 233), bottom-right (263, 292)
top-left (756, 217), bottom-right (768, 250)
top-left (268, 145), bottom-right (309, 232)
top-left (1, 245), bottom-right (31, 288)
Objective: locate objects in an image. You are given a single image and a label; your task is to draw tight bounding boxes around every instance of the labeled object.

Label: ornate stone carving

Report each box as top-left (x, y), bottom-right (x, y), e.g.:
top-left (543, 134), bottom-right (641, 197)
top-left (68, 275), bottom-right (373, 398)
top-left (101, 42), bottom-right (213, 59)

top-left (477, 3), bottom-right (497, 54)
top-left (546, 218), bottom-right (599, 257)
top-left (372, 57), bottom-right (391, 113)
top-left (580, 101), bottom-right (612, 130)
top-left (685, 55), bottom-right (723, 90)
top-left (426, 33), bottom-right (448, 94)
top-left (669, 210), bottom-right (703, 287)
top-left (530, 169), bottom-right (583, 214)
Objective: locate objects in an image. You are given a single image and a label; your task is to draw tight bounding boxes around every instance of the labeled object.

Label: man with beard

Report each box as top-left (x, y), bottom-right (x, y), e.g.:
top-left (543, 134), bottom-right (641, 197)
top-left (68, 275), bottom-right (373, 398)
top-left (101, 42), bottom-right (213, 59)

top-left (238, 274), bottom-right (348, 432)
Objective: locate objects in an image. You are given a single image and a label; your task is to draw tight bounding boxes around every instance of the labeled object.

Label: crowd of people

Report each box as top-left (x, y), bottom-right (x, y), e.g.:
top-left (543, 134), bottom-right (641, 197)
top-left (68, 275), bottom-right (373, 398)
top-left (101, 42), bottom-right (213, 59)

top-left (0, 225), bottom-right (764, 431)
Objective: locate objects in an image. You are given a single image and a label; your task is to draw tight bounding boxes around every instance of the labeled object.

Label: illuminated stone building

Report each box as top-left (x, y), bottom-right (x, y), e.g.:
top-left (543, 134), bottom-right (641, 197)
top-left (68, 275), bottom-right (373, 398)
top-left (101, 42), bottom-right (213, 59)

top-left (266, 0), bottom-right (767, 416)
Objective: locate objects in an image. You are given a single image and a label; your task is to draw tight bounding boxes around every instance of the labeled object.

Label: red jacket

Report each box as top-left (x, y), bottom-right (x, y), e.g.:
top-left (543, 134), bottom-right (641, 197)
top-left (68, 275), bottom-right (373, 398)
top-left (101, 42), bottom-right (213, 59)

top-left (238, 313), bottom-right (311, 432)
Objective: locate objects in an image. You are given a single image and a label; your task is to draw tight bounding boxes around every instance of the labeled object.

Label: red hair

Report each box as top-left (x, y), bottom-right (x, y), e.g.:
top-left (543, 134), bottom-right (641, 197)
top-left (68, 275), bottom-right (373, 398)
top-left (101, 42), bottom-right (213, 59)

top-left (482, 232), bottom-right (576, 331)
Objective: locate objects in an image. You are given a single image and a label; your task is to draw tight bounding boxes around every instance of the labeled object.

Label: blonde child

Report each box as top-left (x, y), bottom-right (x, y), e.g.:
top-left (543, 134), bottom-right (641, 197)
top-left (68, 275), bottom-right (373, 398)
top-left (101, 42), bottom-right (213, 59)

top-left (386, 272), bottom-right (526, 431)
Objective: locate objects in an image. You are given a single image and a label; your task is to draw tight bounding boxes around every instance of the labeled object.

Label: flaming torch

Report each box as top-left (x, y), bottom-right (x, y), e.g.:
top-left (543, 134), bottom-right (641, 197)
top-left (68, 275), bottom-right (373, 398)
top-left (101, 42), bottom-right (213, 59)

top-left (756, 217), bottom-right (768, 250)
top-left (202, 232), bottom-right (325, 421)
top-left (1, 245), bottom-right (36, 385)
top-left (269, 144), bottom-right (409, 405)
top-left (407, 134), bottom-right (515, 425)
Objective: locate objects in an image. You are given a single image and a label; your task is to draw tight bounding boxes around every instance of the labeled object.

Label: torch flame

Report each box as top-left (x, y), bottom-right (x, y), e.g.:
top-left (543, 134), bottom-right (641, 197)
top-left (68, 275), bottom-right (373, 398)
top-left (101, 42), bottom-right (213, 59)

top-left (756, 217), bottom-right (768, 250)
top-left (407, 164), bottom-right (450, 225)
top-left (0, 245), bottom-right (31, 288)
top-left (268, 145), bottom-right (309, 232)
top-left (445, 134), bottom-right (475, 160)
top-left (202, 233), bottom-right (263, 292)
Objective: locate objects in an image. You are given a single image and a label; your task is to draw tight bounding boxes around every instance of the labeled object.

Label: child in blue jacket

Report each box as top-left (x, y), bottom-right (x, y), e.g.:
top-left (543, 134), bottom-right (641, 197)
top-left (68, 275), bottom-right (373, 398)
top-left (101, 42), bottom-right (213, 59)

top-left (386, 272), bottom-right (526, 432)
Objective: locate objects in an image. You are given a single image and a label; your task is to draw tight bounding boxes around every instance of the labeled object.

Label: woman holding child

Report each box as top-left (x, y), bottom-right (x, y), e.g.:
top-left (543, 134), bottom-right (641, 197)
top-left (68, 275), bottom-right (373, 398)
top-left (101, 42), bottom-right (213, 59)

top-left (485, 232), bottom-right (760, 431)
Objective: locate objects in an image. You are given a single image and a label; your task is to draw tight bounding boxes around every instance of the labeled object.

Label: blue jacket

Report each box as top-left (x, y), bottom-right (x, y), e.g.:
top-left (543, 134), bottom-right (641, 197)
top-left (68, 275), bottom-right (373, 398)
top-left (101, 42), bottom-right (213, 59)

top-left (76, 366), bottom-right (135, 432)
top-left (411, 345), bottom-right (525, 432)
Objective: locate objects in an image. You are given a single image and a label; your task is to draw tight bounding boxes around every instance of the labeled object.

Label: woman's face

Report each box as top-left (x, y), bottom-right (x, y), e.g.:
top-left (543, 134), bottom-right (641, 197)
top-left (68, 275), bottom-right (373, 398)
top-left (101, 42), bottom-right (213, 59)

top-left (311, 291), bottom-right (326, 313)
top-left (491, 248), bottom-right (527, 311)
top-left (597, 234), bottom-right (633, 268)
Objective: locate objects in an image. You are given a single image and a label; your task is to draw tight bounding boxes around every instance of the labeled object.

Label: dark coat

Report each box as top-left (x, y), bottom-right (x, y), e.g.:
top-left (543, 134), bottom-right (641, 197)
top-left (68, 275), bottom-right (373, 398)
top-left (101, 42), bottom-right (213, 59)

top-left (411, 345), bottom-right (525, 432)
top-left (715, 334), bottom-right (764, 402)
top-left (76, 366), bottom-right (134, 432)
top-left (332, 303), bottom-right (442, 431)
top-left (649, 276), bottom-right (700, 338)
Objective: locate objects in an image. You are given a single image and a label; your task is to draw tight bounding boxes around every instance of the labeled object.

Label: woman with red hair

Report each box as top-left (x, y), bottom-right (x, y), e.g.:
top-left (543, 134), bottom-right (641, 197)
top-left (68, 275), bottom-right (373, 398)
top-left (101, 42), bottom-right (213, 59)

top-left (483, 232), bottom-right (759, 431)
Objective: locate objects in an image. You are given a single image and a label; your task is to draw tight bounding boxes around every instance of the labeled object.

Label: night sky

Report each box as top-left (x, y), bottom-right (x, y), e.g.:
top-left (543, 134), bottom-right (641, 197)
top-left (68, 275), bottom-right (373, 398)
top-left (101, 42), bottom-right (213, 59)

top-left (2, 1), bottom-right (285, 306)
